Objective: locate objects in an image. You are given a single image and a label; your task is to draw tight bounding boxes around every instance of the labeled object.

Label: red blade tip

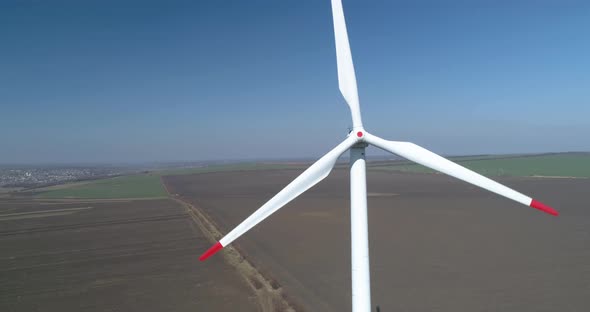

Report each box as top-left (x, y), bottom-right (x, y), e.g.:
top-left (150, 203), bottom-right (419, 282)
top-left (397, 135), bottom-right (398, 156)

top-left (199, 242), bottom-right (223, 261)
top-left (530, 199), bottom-right (559, 216)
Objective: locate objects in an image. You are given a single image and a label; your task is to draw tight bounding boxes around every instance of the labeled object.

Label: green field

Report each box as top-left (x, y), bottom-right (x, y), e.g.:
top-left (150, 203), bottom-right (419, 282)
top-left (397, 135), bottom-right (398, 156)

top-left (370, 154), bottom-right (590, 178)
top-left (157, 163), bottom-right (305, 176)
top-left (37, 174), bottom-right (168, 199)
top-left (37, 163), bottom-right (303, 200)
top-left (36, 154), bottom-right (589, 199)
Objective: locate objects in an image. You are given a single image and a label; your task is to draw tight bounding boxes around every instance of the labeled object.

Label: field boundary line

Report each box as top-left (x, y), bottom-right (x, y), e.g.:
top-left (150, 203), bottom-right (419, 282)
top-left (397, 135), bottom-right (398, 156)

top-left (160, 176), bottom-right (301, 312)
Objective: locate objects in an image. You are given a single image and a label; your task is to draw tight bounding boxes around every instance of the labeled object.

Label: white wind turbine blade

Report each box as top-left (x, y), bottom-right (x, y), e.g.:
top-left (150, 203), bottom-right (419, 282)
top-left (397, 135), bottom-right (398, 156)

top-left (364, 133), bottom-right (558, 216)
top-left (199, 135), bottom-right (358, 261)
top-left (332, 0), bottom-right (363, 129)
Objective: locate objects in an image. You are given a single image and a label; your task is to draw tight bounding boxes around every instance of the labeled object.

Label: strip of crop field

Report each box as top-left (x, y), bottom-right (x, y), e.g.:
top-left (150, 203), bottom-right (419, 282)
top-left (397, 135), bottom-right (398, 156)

top-left (370, 154), bottom-right (590, 178)
top-left (37, 163), bottom-right (305, 200)
top-left (37, 175), bottom-right (168, 199)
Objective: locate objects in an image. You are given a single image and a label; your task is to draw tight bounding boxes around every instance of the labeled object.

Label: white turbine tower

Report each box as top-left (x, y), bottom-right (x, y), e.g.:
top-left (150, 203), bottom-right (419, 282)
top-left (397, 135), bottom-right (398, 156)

top-left (200, 1), bottom-right (558, 311)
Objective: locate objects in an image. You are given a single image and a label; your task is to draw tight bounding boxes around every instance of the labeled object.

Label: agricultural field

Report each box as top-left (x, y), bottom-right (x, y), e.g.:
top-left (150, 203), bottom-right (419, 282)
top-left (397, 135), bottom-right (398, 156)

top-left (158, 163), bottom-right (305, 176)
top-left (2, 163), bottom-right (305, 311)
top-left (36, 174), bottom-right (168, 199)
top-left (3, 153), bottom-right (589, 311)
top-left (370, 153), bottom-right (590, 178)
top-left (164, 168), bottom-right (590, 312)
top-left (33, 153), bottom-right (589, 201)
top-left (0, 198), bottom-right (259, 312)
top-left (35, 163), bottom-right (304, 200)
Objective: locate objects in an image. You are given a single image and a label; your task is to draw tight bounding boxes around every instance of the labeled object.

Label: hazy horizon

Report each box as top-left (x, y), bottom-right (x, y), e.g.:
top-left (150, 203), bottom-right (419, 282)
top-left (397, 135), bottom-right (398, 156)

top-left (2, 1), bottom-right (589, 163)
top-left (1, 150), bottom-right (589, 167)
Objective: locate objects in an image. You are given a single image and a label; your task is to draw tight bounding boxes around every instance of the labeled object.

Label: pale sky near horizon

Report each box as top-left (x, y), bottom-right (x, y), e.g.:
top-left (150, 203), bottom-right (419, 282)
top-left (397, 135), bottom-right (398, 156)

top-left (1, 1), bottom-right (589, 164)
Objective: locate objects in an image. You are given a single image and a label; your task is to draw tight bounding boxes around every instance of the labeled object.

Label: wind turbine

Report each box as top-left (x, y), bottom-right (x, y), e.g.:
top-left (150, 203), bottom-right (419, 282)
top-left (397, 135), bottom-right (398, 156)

top-left (199, 1), bottom-right (559, 311)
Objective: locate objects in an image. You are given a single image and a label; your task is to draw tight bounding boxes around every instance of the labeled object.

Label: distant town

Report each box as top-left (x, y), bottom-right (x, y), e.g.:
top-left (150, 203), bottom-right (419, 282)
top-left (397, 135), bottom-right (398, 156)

top-left (0, 166), bottom-right (136, 189)
top-left (2, 152), bottom-right (587, 191)
top-left (0, 162), bottom-right (209, 189)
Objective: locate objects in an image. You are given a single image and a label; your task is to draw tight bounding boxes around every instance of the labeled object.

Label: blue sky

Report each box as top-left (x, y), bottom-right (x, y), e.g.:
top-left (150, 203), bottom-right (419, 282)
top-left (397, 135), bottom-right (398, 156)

top-left (1, 0), bottom-right (589, 163)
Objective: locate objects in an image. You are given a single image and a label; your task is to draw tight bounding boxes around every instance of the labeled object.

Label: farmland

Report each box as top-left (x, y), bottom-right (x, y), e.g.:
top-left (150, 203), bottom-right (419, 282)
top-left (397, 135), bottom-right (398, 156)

top-left (370, 153), bottom-right (590, 178)
top-left (37, 174), bottom-right (168, 199)
top-left (2, 163), bottom-right (305, 311)
top-left (36, 163), bottom-right (303, 200)
top-left (164, 167), bottom-right (590, 312)
top-left (3, 153), bottom-right (589, 311)
top-left (0, 198), bottom-right (259, 312)
top-left (32, 153), bottom-right (590, 201)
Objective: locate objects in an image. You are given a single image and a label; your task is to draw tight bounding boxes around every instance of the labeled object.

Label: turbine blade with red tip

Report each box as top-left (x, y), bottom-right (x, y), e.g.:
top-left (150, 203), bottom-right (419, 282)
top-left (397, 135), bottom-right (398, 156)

top-left (199, 135), bottom-right (357, 261)
top-left (199, 242), bottom-right (222, 261)
top-left (530, 199), bottom-right (559, 216)
top-left (364, 133), bottom-right (558, 216)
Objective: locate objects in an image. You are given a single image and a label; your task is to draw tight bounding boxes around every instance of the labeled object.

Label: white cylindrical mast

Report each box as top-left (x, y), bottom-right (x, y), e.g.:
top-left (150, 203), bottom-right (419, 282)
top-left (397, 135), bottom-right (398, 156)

top-left (350, 143), bottom-right (371, 312)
